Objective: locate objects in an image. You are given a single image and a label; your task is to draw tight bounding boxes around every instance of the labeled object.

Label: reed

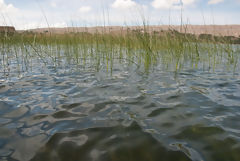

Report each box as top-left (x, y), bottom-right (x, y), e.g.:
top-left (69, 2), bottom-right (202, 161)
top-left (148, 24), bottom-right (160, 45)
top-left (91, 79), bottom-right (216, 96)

top-left (0, 25), bottom-right (239, 75)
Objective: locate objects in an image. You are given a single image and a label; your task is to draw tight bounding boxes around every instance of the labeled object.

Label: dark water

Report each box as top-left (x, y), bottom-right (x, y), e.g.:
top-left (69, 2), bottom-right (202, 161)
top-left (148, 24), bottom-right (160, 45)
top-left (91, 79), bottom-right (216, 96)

top-left (0, 56), bottom-right (240, 161)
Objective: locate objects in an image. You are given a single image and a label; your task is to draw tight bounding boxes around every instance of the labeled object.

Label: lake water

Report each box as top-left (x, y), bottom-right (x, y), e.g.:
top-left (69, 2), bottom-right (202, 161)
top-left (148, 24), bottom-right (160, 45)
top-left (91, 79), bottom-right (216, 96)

top-left (0, 49), bottom-right (240, 161)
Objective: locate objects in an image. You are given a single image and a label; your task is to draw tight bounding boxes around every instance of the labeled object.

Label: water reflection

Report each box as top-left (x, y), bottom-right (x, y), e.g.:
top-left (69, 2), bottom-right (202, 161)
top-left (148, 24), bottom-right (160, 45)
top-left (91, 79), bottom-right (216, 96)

top-left (31, 122), bottom-right (191, 161)
top-left (0, 54), bottom-right (240, 161)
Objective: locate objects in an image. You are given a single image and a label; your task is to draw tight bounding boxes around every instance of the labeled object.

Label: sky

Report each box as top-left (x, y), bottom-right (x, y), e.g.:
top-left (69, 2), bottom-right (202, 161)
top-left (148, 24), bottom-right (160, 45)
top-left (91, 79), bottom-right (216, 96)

top-left (0, 0), bottom-right (240, 30)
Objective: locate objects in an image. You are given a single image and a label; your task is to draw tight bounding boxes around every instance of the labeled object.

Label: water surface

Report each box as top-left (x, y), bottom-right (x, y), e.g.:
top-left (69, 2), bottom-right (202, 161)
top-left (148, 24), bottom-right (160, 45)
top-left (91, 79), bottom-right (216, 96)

top-left (0, 51), bottom-right (240, 161)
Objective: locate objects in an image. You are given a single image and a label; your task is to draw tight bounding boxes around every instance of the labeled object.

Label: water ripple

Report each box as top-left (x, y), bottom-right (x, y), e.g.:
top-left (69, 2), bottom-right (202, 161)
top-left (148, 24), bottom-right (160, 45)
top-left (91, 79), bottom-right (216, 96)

top-left (0, 60), bottom-right (240, 161)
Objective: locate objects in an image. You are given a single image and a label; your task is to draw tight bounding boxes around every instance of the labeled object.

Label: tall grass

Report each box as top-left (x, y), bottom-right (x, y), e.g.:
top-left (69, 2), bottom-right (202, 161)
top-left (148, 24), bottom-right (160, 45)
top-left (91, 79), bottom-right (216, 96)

top-left (0, 25), bottom-right (239, 76)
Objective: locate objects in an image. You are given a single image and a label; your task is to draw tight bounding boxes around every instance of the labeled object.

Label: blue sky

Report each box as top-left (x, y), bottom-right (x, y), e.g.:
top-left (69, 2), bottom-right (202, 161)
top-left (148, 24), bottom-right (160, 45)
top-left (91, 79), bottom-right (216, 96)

top-left (1, 0), bottom-right (240, 29)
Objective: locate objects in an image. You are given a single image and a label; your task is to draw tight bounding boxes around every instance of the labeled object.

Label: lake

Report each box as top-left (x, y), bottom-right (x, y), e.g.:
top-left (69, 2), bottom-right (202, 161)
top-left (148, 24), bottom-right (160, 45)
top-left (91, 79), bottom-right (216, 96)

top-left (0, 44), bottom-right (240, 161)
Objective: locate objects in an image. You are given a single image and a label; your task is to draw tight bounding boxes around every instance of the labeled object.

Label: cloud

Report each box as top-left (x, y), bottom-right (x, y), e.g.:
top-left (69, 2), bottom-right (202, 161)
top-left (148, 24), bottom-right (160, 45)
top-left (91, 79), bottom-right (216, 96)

top-left (0, 0), bottom-right (18, 14)
top-left (151, 0), bottom-right (196, 9)
top-left (112, 0), bottom-right (137, 9)
top-left (208, 0), bottom-right (224, 4)
top-left (23, 21), bottom-right (67, 29)
top-left (0, 0), bottom-right (19, 26)
top-left (1, 0), bottom-right (239, 30)
top-left (50, 2), bottom-right (57, 8)
top-left (78, 6), bottom-right (92, 13)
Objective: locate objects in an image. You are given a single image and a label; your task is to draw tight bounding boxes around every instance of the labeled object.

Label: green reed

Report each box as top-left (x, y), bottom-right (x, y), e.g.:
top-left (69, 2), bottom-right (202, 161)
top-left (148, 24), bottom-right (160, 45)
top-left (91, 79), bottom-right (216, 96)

top-left (0, 26), bottom-right (239, 74)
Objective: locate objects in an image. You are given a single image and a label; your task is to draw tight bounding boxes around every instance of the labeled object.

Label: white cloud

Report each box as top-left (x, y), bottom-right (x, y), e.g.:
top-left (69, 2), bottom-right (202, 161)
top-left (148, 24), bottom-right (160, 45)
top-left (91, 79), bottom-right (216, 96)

top-left (50, 2), bottom-right (57, 8)
top-left (1, 0), bottom-right (239, 30)
top-left (51, 22), bottom-right (67, 27)
top-left (112, 0), bottom-right (137, 9)
top-left (151, 0), bottom-right (196, 9)
top-left (183, 0), bottom-right (196, 5)
top-left (78, 6), bottom-right (92, 13)
top-left (208, 0), bottom-right (224, 4)
top-left (0, 0), bottom-right (19, 26)
top-left (0, 0), bottom-right (18, 14)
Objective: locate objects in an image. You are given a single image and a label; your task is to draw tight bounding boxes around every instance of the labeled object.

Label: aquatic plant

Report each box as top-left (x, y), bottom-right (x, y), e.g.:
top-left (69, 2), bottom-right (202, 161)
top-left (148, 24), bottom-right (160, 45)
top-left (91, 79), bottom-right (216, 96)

top-left (0, 25), bottom-right (239, 75)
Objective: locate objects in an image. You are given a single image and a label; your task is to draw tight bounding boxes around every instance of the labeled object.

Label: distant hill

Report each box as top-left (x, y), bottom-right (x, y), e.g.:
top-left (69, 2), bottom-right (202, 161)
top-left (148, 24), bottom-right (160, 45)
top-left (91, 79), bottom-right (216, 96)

top-left (0, 26), bottom-right (15, 33)
top-left (19, 25), bottom-right (240, 37)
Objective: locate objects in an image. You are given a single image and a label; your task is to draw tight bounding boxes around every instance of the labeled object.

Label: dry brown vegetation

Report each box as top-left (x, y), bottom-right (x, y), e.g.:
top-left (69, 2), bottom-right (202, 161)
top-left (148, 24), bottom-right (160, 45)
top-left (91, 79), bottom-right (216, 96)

top-left (0, 26), bottom-right (15, 33)
top-left (20, 25), bottom-right (240, 37)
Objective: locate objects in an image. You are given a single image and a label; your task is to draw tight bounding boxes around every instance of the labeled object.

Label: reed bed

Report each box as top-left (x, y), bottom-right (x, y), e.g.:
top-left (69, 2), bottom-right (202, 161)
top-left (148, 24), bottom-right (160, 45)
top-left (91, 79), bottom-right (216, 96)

top-left (0, 26), bottom-right (239, 75)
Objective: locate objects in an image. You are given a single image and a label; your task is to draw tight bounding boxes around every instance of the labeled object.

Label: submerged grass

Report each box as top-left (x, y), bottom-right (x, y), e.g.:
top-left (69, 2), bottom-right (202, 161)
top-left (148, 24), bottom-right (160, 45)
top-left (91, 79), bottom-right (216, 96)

top-left (0, 26), bottom-right (239, 75)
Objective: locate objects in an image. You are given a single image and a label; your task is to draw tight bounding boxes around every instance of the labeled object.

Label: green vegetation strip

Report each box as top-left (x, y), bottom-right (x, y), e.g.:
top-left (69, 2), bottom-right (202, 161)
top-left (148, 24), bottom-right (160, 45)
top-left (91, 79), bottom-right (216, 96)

top-left (0, 27), bottom-right (239, 73)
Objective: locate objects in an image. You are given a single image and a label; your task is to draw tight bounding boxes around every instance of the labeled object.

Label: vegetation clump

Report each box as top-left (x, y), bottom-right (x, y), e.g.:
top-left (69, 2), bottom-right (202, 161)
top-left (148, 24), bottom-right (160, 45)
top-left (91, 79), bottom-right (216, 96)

top-left (0, 26), bottom-right (239, 74)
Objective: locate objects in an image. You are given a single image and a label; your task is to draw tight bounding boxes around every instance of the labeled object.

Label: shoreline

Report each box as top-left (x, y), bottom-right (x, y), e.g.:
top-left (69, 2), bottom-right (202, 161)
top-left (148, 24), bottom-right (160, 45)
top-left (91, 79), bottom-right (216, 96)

top-left (17, 25), bottom-right (240, 37)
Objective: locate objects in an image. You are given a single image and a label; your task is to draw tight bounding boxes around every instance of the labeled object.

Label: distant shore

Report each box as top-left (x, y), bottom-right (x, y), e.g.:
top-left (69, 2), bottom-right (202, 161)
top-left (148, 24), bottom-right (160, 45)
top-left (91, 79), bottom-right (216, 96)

top-left (17, 25), bottom-right (240, 37)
